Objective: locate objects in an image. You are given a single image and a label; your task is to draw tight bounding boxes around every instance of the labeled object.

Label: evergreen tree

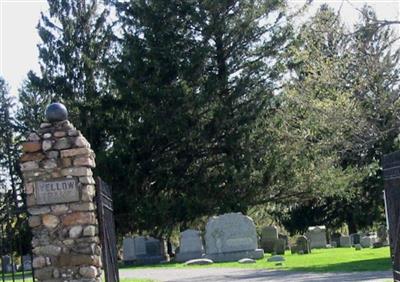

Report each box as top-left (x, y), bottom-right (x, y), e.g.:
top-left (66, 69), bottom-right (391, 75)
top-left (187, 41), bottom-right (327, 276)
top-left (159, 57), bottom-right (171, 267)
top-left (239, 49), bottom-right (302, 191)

top-left (0, 77), bottom-right (23, 213)
top-left (0, 78), bottom-right (33, 254)
top-left (271, 5), bottom-right (400, 234)
top-left (16, 77), bottom-right (51, 136)
top-left (107, 0), bottom-right (291, 237)
top-left (330, 6), bottom-right (400, 233)
top-left (263, 5), bottom-right (370, 233)
top-left (27, 0), bottom-right (113, 152)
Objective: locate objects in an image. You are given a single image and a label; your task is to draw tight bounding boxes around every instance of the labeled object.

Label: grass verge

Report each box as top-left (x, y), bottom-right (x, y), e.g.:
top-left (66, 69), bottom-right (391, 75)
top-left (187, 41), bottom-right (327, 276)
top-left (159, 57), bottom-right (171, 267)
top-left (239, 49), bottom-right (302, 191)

top-left (121, 246), bottom-right (392, 272)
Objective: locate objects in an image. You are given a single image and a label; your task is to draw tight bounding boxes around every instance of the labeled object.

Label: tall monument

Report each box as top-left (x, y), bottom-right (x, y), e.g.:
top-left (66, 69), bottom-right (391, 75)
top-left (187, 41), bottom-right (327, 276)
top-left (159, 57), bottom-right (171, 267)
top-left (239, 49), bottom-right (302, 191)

top-left (20, 103), bottom-right (102, 281)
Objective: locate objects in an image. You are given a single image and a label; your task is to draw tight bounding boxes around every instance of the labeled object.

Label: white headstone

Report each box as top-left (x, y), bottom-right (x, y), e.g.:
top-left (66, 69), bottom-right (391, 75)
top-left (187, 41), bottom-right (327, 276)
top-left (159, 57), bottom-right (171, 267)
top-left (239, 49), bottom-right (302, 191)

top-left (339, 235), bottom-right (351, 247)
top-left (22, 255), bottom-right (32, 271)
top-left (134, 236), bottom-right (147, 256)
top-left (260, 226), bottom-right (279, 253)
top-left (360, 236), bottom-right (373, 248)
top-left (204, 213), bottom-right (264, 262)
top-left (307, 226), bottom-right (327, 248)
top-left (175, 229), bottom-right (204, 262)
top-left (123, 237), bottom-right (136, 261)
top-left (350, 233), bottom-right (361, 245)
top-left (123, 236), bottom-right (167, 264)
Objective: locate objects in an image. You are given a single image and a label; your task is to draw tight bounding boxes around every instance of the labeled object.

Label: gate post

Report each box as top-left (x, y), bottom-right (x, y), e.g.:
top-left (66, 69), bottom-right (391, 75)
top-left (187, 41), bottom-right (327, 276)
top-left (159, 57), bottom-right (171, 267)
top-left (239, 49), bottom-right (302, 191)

top-left (20, 103), bottom-right (102, 281)
top-left (383, 151), bottom-right (400, 282)
top-left (96, 178), bottom-right (119, 282)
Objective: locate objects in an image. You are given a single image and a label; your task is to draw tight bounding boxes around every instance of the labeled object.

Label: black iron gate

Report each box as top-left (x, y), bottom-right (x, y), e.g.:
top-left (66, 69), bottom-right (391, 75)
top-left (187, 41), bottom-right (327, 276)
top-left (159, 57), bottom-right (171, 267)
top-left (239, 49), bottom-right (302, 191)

top-left (383, 151), bottom-right (400, 282)
top-left (0, 197), bottom-right (34, 282)
top-left (96, 178), bottom-right (119, 282)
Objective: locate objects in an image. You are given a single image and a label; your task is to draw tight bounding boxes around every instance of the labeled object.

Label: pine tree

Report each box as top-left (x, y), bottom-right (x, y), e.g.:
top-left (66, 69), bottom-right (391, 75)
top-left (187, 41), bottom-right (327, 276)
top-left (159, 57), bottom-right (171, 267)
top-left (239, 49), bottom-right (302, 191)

top-left (26, 0), bottom-right (113, 152)
top-left (16, 76), bottom-right (51, 136)
top-left (0, 78), bottom-right (23, 214)
top-left (107, 0), bottom-right (291, 236)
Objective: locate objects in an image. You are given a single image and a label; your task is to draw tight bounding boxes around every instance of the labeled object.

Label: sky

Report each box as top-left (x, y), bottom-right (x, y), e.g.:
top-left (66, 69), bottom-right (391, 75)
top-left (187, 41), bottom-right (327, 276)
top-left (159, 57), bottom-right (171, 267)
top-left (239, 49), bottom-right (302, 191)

top-left (0, 0), bottom-right (399, 96)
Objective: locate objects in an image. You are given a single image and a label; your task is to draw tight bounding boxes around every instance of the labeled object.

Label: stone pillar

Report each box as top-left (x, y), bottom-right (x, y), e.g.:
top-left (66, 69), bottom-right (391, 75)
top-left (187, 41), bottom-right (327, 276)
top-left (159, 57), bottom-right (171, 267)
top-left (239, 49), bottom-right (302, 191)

top-left (20, 103), bottom-right (102, 282)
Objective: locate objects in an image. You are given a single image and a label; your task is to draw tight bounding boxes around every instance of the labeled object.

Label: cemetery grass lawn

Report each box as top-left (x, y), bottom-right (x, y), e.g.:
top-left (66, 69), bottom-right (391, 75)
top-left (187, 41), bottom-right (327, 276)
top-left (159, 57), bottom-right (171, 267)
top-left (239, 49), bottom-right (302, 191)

top-left (122, 247), bottom-right (391, 272)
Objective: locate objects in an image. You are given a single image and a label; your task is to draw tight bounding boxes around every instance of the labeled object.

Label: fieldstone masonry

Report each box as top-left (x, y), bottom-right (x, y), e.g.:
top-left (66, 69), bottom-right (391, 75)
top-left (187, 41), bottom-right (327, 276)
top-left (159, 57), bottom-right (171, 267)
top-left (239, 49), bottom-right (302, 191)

top-left (20, 114), bottom-right (102, 281)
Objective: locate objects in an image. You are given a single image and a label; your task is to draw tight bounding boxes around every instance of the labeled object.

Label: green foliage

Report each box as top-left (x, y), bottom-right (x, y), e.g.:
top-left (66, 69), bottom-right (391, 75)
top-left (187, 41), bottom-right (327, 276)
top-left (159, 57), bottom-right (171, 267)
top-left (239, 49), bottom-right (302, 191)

top-left (104, 0), bottom-right (292, 237)
top-left (249, 6), bottom-right (367, 232)
top-left (25, 0), bottom-right (113, 152)
top-left (16, 77), bottom-right (50, 135)
top-left (270, 5), bottom-right (400, 233)
top-left (332, 6), bottom-right (400, 233)
top-left (0, 77), bottom-right (31, 255)
top-left (0, 77), bottom-right (22, 208)
top-left (14, 1), bottom-right (400, 238)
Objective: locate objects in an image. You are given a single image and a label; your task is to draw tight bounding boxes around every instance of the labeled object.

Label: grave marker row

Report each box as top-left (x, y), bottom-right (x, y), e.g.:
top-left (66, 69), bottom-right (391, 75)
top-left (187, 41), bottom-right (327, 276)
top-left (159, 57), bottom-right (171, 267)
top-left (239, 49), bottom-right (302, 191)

top-left (123, 213), bottom-right (264, 264)
top-left (123, 236), bottom-right (169, 265)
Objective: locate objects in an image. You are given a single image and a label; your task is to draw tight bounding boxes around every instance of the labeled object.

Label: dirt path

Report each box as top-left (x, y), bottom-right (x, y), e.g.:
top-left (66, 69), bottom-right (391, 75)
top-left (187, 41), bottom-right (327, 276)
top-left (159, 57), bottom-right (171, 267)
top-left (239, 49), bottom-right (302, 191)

top-left (120, 268), bottom-right (392, 282)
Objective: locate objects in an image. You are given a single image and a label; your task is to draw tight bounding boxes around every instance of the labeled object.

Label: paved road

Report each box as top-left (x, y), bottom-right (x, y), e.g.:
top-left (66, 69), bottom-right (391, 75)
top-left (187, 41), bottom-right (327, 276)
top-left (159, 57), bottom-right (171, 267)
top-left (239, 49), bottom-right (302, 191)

top-left (120, 268), bottom-right (392, 282)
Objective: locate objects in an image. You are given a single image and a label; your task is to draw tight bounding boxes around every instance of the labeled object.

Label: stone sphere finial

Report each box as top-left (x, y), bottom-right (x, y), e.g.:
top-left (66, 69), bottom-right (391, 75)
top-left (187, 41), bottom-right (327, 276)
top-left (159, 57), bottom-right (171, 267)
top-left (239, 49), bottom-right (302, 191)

top-left (45, 102), bottom-right (68, 123)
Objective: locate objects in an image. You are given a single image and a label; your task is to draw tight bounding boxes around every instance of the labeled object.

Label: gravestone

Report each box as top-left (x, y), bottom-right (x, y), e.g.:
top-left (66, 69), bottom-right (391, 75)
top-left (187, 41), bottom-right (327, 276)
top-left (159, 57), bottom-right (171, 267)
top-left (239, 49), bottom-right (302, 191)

top-left (273, 238), bottom-right (286, 255)
top-left (22, 255), bottom-right (32, 271)
top-left (184, 258), bottom-right (213, 265)
top-left (1, 256), bottom-right (13, 273)
top-left (339, 235), bottom-right (351, 247)
top-left (307, 226), bottom-right (327, 248)
top-left (297, 235), bottom-right (311, 254)
top-left (355, 244), bottom-right (362, 250)
top-left (350, 233), bottom-right (361, 245)
top-left (146, 237), bottom-right (161, 255)
top-left (238, 258), bottom-right (256, 264)
top-left (20, 103), bottom-right (102, 281)
top-left (360, 236), bottom-right (373, 248)
top-left (267, 255), bottom-right (285, 262)
top-left (260, 226), bottom-right (278, 254)
top-left (377, 225), bottom-right (389, 245)
top-left (123, 237), bottom-right (139, 262)
top-left (175, 229), bottom-right (204, 262)
top-left (1, 255), bottom-right (10, 270)
top-left (204, 213), bottom-right (264, 262)
top-left (331, 233), bottom-right (341, 247)
top-left (123, 236), bottom-right (168, 265)
top-left (278, 234), bottom-right (290, 250)
top-left (292, 235), bottom-right (310, 254)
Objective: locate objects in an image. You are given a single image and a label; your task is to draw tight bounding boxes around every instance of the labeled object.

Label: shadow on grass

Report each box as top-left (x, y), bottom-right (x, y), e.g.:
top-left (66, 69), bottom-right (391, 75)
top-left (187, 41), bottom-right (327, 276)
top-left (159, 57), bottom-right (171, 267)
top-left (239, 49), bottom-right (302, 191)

top-left (288, 257), bottom-right (391, 272)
